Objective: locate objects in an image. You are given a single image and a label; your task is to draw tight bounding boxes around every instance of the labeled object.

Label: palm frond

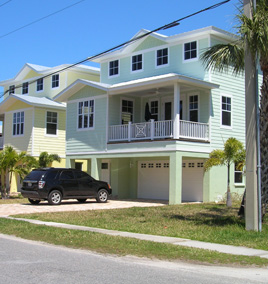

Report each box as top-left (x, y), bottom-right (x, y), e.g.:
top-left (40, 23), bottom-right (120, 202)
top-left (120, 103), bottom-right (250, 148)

top-left (204, 149), bottom-right (225, 171)
top-left (201, 43), bottom-right (244, 75)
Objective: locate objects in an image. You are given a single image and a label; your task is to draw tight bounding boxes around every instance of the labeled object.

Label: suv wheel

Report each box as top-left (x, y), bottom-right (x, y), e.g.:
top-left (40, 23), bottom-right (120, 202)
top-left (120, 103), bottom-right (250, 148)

top-left (48, 190), bottom-right (62, 205)
top-left (96, 189), bottom-right (108, 203)
top-left (28, 198), bottom-right (40, 205)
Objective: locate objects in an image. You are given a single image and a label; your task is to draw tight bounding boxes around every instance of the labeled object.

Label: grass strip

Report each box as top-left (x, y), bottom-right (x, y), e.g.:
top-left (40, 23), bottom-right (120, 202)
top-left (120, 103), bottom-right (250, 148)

top-left (15, 203), bottom-right (268, 250)
top-left (1, 217), bottom-right (268, 267)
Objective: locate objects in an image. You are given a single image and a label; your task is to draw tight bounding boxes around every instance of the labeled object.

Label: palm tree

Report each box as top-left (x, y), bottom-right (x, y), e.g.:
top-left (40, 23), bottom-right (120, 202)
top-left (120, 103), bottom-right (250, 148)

top-left (201, 0), bottom-right (268, 211)
top-left (204, 138), bottom-right (246, 207)
top-left (38, 152), bottom-right (61, 168)
top-left (0, 146), bottom-right (37, 198)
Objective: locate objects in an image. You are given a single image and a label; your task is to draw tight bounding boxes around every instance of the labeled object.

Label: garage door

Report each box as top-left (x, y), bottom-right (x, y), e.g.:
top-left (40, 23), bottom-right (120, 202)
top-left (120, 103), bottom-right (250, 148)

top-left (138, 161), bottom-right (169, 200)
top-left (182, 161), bottom-right (204, 202)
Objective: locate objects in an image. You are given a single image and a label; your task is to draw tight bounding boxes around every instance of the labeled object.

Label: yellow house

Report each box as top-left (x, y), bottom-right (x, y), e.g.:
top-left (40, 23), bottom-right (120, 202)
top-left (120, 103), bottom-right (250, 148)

top-left (0, 63), bottom-right (100, 192)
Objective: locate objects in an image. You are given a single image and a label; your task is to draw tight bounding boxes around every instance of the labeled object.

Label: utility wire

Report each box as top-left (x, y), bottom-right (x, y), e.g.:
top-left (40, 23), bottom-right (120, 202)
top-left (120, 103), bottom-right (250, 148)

top-left (0, 0), bottom-right (230, 98)
top-left (0, 0), bottom-right (85, 39)
top-left (0, 0), bottom-right (12, 9)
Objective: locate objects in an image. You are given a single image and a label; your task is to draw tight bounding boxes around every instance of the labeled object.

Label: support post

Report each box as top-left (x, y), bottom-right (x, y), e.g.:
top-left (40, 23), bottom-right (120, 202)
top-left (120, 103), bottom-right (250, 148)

top-left (244, 0), bottom-right (259, 231)
top-left (173, 83), bottom-right (180, 139)
top-left (169, 152), bottom-right (182, 204)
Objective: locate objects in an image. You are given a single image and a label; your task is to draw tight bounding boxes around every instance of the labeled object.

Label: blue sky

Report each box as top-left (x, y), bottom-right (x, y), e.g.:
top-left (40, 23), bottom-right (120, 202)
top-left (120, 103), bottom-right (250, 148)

top-left (0, 0), bottom-right (239, 84)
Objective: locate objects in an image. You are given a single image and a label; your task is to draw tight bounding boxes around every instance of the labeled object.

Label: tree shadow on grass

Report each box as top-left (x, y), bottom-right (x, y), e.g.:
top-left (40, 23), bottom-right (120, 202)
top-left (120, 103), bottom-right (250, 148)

top-left (168, 206), bottom-right (245, 227)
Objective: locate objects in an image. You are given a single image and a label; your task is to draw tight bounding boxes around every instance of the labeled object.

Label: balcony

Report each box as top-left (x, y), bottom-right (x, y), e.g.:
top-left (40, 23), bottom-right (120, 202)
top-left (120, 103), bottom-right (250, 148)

top-left (108, 119), bottom-right (209, 143)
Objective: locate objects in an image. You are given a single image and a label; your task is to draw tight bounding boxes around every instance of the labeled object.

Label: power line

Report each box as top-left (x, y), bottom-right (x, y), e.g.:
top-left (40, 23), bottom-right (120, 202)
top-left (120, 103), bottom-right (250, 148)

top-left (0, 0), bottom-right (86, 39)
top-left (0, 0), bottom-right (231, 98)
top-left (0, 0), bottom-right (12, 9)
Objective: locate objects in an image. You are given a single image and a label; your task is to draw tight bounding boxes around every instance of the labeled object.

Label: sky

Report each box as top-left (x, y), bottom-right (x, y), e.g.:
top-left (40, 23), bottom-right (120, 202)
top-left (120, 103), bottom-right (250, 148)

top-left (0, 0), bottom-right (239, 86)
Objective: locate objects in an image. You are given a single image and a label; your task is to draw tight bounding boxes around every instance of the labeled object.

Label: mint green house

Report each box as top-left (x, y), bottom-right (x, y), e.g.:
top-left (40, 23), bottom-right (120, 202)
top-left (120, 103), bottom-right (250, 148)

top-left (55, 26), bottom-right (246, 204)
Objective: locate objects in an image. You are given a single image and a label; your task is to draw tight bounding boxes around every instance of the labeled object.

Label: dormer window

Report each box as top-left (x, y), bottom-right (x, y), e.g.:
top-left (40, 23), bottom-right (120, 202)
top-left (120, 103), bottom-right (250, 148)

top-left (156, 48), bottom-right (168, 66)
top-left (22, 82), bottom-right (29, 94)
top-left (184, 41), bottom-right (197, 61)
top-left (109, 60), bottom-right (119, 76)
top-left (9, 85), bottom-right (15, 95)
top-left (132, 54), bottom-right (142, 72)
top-left (37, 78), bottom-right (43, 92)
top-left (52, 74), bottom-right (59, 88)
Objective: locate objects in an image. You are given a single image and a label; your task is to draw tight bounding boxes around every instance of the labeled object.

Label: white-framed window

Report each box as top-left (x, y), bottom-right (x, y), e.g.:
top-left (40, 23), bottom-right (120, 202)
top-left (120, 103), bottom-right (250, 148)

top-left (156, 48), bottom-right (168, 66)
top-left (234, 162), bottom-right (243, 184)
top-left (109, 60), bottom-right (119, 77)
top-left (189, 95), bottom-right (198, 122)
top-left (13, 111), bottom-right (24, 136)
top-left (46, 111), bottom-right (57, 135)
top-left (121, 99), bottom-right (134, 124)
top-left (221, 95), bottom-right (232, 127)
top-left (9, 85), bottom-right (15, 95)
top-left (52, 74), bottom-right (59, 88)
top-left (184, 41), bottom-right (197, 61)
top-left (22, 82), bottom-right (28, 94)
top-left (150, 100), bottom-right (159, 121)
top-left (132, 54), bottom-right (142, 72)
top-left (78, 99), bottom-right (94, 129)
top-left (37, 78), bottom-right (43, 92)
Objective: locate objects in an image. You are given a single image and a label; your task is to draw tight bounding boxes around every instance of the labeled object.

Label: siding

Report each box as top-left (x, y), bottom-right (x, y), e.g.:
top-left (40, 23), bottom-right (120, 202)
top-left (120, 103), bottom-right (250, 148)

top-left (33, 108), bottom-right (66, 157)
top-left (101, 37), bottom-right (208, 84)
top-left (66, 86), bottom-right (107, 153)
top-left (4, 107), bottom-right (33, 154)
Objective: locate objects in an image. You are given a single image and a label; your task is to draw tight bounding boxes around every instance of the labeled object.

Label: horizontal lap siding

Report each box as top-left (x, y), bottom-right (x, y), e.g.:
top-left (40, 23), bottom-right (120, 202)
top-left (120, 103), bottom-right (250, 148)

top-left (4, 108), bottom-right (33, 154)
top-left (101, 37), bottom-right (208, 84)
top-left (210, 70), bottom-right (245, 150)
top-left (33, 108), bottom-right (66, 156)
top-left (66, 87), bottom-right (107, 153)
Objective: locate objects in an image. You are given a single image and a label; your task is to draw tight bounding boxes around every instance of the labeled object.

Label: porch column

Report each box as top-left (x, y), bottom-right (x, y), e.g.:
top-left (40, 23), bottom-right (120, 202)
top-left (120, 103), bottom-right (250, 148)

top-left (169, 152), bottom-right (182, 204)
top-left (173, 82), bottom-right (180, 139)
top-left (91, 157), bottom-right (101, 180)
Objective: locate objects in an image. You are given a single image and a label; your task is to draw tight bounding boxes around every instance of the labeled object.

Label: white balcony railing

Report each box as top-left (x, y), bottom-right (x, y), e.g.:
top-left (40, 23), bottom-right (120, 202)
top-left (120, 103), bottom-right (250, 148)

top-left (108, 119), bottom-right (209, 142)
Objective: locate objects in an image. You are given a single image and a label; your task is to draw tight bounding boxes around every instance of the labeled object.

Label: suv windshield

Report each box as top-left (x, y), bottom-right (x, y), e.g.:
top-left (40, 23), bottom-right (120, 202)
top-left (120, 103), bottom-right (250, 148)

top-left (24, 170), bottom-right (46, 180)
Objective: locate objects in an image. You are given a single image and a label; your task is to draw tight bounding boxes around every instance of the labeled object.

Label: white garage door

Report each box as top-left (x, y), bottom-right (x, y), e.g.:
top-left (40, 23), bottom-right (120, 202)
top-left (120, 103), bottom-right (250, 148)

top-left (182, 161), bottom-right (204, 202)
top-left (138, 161), bottom-right (169, 200)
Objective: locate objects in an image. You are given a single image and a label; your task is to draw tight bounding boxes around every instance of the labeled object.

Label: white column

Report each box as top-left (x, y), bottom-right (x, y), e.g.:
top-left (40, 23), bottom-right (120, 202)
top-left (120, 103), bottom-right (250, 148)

top-left (173, 82), bottom-right (180, 139)
top-left (128, 121), bottom-right (132, 142)
top-left (150, 119), bottom-right (155, 140)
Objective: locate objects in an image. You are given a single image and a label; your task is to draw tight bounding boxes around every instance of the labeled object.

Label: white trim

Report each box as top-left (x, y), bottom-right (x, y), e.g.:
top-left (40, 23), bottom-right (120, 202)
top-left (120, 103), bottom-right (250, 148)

top-left (51, 74), bottom-right (60, 89)
top-left (182, 40), bottom-right (199, 63)
top-left (12, 110), bottom-right (25, 137)
top-left (76, 99), bottom-right (95, 132)
top-left (131, 53), bottom-right (144, 73)
top-left (188, 92), bottom-right (200, 122)
top-left (149, 98), bottom-right (160, 121)
top-left (45, 110), bottom-right (58, 137)
top-left (155, 47), bottom-right (169, 69)
top-left (120, 97), bottom-right (135, 124)
top-left (220, 93), bottom-right (232, 129)
top-left (66, 144), bottom-right (211, 156)
top-left (108, 59), bottom-right (120, 78)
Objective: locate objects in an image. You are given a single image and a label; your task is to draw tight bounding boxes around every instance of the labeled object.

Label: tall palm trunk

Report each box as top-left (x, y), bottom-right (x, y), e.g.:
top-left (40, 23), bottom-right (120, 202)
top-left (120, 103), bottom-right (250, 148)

top-left (226, 162), bottom-right (232, 207)
top-left (260, 62), bottom-right (268, 217)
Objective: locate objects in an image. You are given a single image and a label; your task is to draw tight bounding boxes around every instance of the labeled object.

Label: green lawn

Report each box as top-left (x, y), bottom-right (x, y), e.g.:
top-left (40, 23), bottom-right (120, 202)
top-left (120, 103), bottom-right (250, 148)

top-left (1, 217), bottom-right (268, 267)
top-left (14, 202), bottom-right (268, 250)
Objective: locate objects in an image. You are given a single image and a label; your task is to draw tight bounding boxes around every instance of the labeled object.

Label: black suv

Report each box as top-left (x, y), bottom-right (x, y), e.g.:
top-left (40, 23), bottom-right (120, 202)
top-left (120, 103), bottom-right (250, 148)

top-left (21, 168), bottom-right (112, 205)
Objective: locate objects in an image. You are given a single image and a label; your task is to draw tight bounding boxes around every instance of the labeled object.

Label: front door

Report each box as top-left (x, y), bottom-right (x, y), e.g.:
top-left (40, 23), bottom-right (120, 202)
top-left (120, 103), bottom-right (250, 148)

top-left (164, 102), bottom-right (172, 120)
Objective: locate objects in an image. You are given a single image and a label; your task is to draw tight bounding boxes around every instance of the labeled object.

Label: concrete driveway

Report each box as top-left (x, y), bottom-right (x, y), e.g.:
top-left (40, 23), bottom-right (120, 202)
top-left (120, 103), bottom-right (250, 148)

top-left (0, 199), bottom-right (166, 217)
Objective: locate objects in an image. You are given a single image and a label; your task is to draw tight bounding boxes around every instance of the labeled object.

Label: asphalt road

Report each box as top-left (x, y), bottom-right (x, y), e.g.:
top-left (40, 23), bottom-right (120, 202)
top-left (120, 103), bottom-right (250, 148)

top-left (0, 234), bottom-right (267, 284)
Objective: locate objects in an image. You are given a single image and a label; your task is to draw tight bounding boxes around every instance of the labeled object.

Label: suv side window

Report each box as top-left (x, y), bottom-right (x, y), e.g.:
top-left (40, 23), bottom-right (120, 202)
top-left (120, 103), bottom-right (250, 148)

top-left (60, 170), bottom-right (75, 180)
top-left (45, 170), bottom-right (59, 180)
top-left (76, 171), bottom-right (91, 180)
